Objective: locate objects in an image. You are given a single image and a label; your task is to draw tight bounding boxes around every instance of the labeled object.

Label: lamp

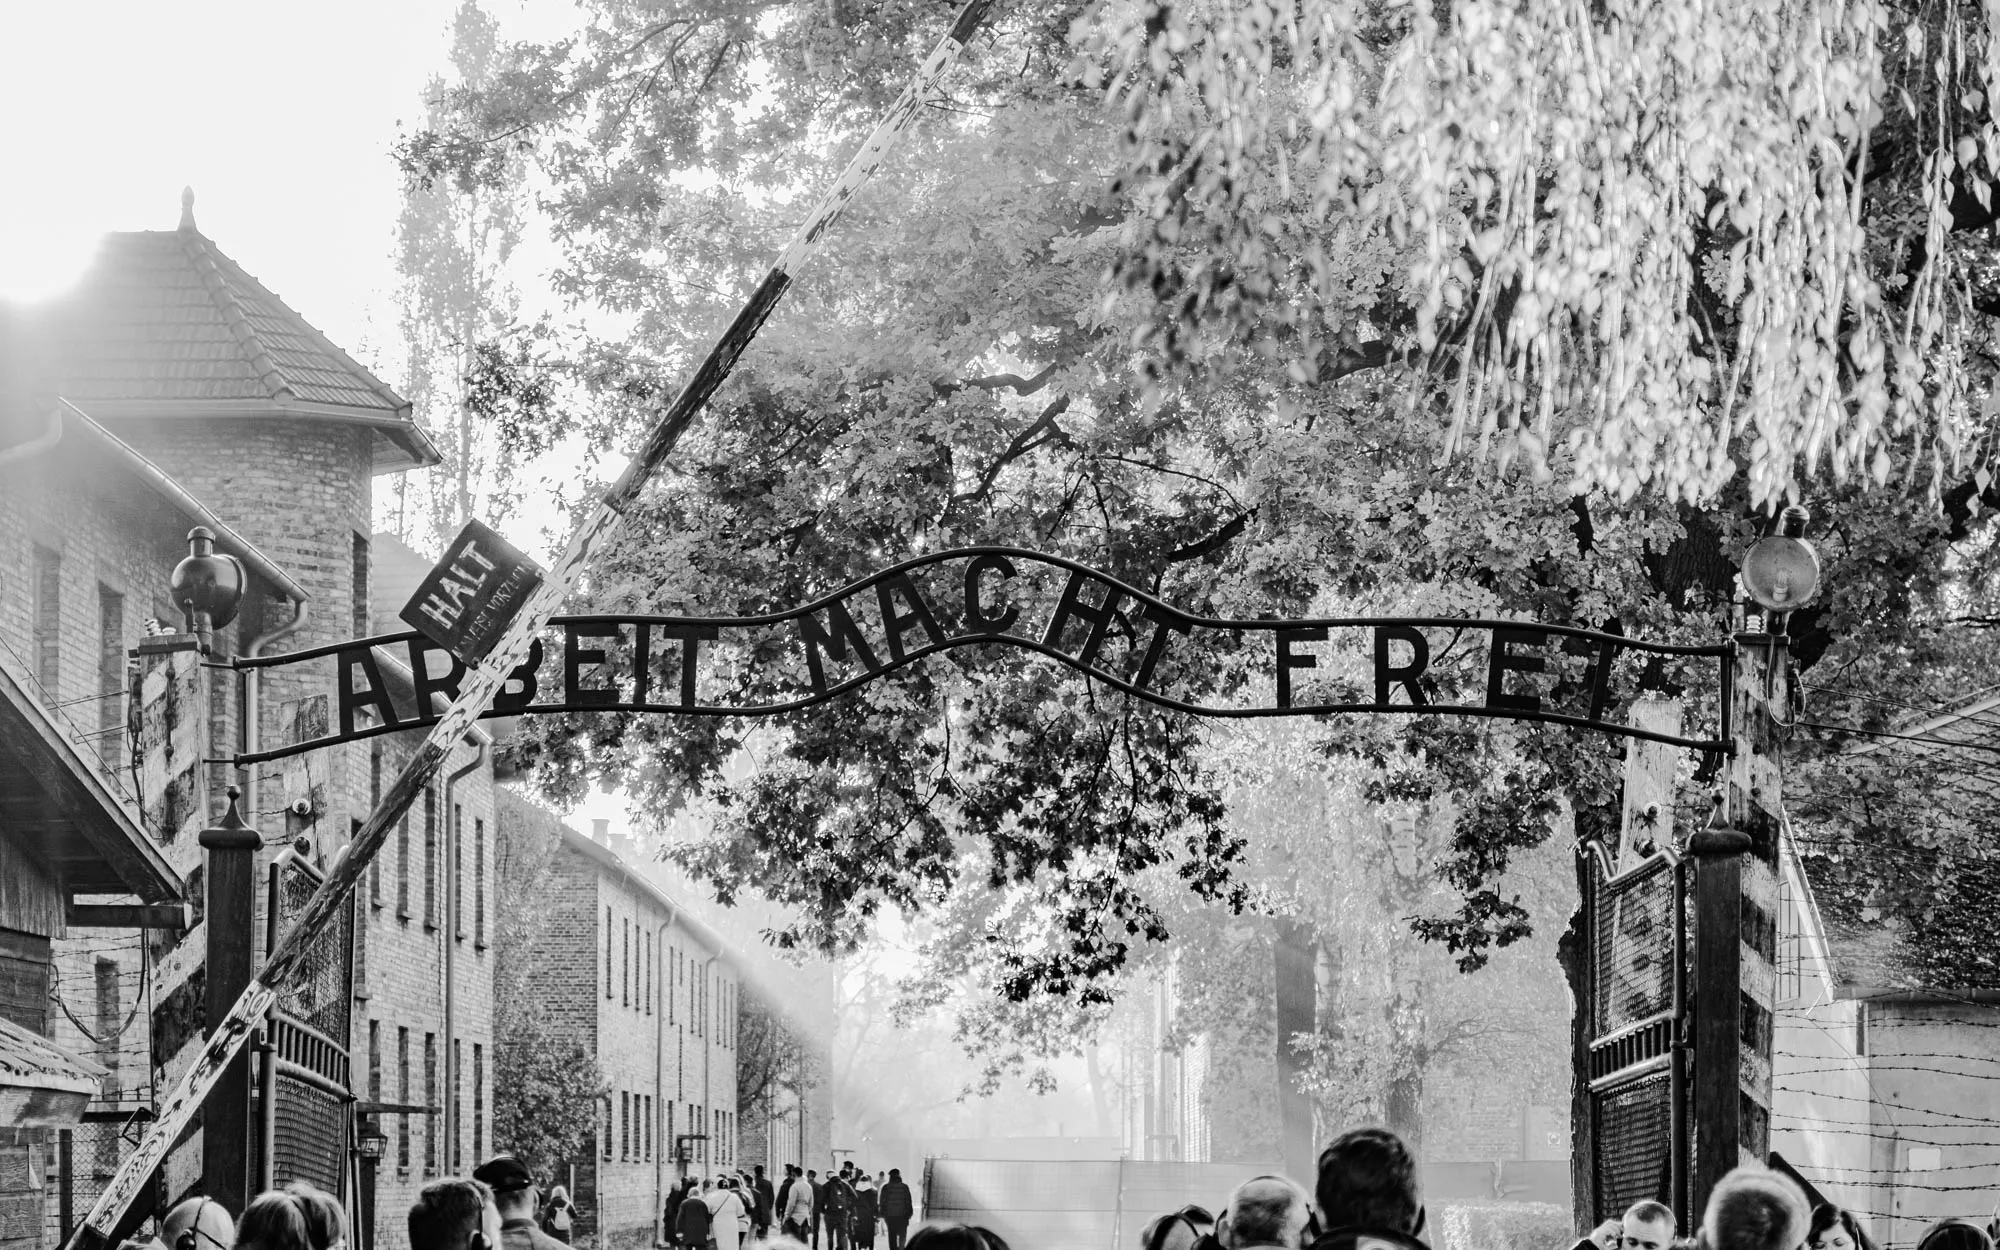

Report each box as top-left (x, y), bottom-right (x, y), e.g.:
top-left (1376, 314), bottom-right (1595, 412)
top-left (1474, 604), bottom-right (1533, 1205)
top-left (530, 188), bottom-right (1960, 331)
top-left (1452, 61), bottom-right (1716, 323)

top-left (170, 526), bottom-right (245, 654)
top-left (356, 1126), bottom-right (388, 1160)
top-left (1739, 505), bottom-right (1820, 615)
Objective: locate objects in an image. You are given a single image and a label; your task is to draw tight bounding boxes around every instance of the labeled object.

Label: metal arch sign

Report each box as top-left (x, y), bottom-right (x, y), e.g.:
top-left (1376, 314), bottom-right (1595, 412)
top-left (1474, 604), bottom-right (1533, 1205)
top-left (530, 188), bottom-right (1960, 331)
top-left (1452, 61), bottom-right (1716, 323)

top-left (234, 547), bottom-right (1733, 765)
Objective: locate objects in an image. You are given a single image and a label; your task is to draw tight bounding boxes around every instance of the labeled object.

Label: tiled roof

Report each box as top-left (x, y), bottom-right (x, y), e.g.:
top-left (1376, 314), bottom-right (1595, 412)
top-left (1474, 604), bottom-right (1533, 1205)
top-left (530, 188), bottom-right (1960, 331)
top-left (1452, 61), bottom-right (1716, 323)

top-left (29, 191), bottom-right (439, 472)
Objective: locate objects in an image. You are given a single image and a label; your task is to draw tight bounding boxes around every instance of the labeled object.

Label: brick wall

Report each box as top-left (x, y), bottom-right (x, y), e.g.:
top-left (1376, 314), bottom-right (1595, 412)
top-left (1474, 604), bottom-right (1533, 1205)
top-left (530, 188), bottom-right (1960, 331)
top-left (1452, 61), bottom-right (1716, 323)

top-left (493, 794), bottom-right (750, 1250)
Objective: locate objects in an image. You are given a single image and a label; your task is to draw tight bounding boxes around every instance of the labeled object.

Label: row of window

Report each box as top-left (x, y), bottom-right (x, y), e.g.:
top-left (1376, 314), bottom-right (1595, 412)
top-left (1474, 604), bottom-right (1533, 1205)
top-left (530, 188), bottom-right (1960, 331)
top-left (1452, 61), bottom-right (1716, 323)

top-left (366, 1020), bottom-right (486, 1176)
top-left (603, 1093), bottom-right (734, 1167)
top-left (605, 909), bottom-right (733, 1046)
top-left (367, 748), bottom-right (488, 945)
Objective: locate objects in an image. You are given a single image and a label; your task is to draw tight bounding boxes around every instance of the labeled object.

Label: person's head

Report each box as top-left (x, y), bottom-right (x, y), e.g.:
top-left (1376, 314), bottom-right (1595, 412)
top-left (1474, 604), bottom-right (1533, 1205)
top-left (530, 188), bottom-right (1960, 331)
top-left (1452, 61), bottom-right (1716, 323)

top-left (1915, 1222), bottom-right (1994, 1250)
top-left (548, 1185), bottom-right (569, 1207)
top-left (1315, 1127), bottom-right (1422, 1235)
top-left (1808, 1205), bottom-right (1871, 1250)
top-left (408, 1179), bottom-right (496, 1250)
top-left (702, 1179), bottom-right (715, 1193)
top-left (473, 1156), bottom-right (539, 1221)
top-left (889, 1170), bottom-right (901, 1183)
top-left (1623, 1201), bottom-right (1677, 1250)
top-left (906, 1226), bottom-right (1012, 1250)
top-left (1140, 1205), bottom-right (1216, 1250)
top-left (808, 1171), bottom-right (818, 1181)
top-left (756, 1166), bottom-right (766, 1177)
top-left (1219, 1176), bottom-right (1313, 1250)
top-left (236, 1188), bottom-right (340, 1250)
top-left (1592, 1222), bottom-right (1624, 1250)
top-left (165, 1197), bottom-right (236, 1250)
top-left (1702, 1166), bottom-right (1807, 1250)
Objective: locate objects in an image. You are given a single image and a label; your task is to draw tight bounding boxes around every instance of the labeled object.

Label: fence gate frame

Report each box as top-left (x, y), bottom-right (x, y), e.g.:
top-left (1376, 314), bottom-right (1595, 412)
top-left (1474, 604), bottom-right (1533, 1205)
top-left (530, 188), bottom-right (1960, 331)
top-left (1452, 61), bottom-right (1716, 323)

top-left (254, 849), bottom-right (356, 1199)
top-left (1579, 845), bottom-right (1690, 1227)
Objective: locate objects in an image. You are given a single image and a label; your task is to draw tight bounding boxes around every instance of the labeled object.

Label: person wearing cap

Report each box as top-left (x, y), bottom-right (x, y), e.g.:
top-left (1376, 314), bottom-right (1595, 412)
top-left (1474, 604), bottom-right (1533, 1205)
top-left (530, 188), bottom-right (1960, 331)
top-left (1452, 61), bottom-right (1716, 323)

top-left (473, 1156), bottom-right (568, 1250)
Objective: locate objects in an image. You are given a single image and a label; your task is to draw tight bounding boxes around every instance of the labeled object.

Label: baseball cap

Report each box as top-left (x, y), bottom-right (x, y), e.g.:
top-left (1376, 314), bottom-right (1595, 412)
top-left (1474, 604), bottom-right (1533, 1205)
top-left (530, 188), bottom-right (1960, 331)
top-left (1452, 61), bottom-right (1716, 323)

top-left (473, 1156), bottom-right (535, 1194)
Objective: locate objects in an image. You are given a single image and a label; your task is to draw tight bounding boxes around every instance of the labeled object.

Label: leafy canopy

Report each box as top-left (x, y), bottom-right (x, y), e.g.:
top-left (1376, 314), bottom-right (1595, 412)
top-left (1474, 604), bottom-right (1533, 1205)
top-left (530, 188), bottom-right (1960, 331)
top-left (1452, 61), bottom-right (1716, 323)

top-left (393, 0), bottom-right (2000, 1020)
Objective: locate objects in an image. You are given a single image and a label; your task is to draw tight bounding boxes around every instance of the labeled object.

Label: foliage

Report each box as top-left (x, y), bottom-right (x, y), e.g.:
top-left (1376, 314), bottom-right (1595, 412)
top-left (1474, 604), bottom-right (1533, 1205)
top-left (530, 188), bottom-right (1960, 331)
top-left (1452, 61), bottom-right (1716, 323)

top-left (494, 1006), bottom-right (608, 1180)
top-left (395, 0), bottom-right (2000, 1042)
top-left (1093, 0), bottom-right (2000, 508)
top-left (737, 979), bottom-right (824, 1128)
top-left (1435, 1203), bottom-right (1573, 1250)
top-left (388, 0), bottom-right (531, 554)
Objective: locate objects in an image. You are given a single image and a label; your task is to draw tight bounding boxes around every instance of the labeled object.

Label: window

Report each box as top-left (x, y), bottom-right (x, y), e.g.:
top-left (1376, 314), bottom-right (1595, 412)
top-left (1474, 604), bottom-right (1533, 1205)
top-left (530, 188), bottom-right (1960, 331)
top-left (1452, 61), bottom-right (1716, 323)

top-left (370, 750), bottom-right (384, 906)
top-left (453, 803), bottom-right (466, 940)
top-left (32, 545), bottom-right (60, 692)
top-left (645, 1095), bottom-right (653, 1160)
top-left (368, 1021), bottom-right (381, 1100)
top-left (620, 1091), bottom-right (630, 1160)
top-left (451, 1039), bottom-right (463, 1172)
top-left (606, 909), bottom-right (615, 999)
top-left (397, 814), bottom-right (412, 918)
top-left (473, 1042), bottom-right (485, 1158)
top-left (644, 933), bottom-right (652, 1015)
top-left (398, 1028), bottom-right (411, 1170)
top-left (97, 584), bottom-right (124, 732)
top-left (352, 532), bottom-right (371, 639)
top-left (623, 918), bottom-right (630, 1007)
top-left (668, 947), bottom-right (677, 1024)
top-left (424, 1033), bottom-right (438, 1174)
top-left (666, 1102), bottom-right (675, 1164)
top-left (423, 788), bottom-right (438, 929)
top-left (602, 1098), bottom-right (613, 1161)
top-left (474, 818), bottom-right (487, 944)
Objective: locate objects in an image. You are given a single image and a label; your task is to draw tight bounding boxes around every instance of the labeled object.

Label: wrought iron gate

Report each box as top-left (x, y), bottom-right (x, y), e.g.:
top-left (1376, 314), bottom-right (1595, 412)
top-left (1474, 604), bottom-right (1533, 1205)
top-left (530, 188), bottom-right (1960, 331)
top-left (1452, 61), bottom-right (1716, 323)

top-left (1583, 847), bottom-right (1688, 1226)
top-left (254, 851), bottom-right (355, 1195)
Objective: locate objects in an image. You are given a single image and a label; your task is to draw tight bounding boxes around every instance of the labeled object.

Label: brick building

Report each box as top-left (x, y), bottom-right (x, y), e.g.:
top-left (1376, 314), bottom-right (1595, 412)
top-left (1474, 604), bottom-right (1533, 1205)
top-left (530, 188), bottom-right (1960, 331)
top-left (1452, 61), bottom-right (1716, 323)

top-left (3, 191), bottom-right (502, 1250)
top-left (492, 790), bottom-right (749, 1250)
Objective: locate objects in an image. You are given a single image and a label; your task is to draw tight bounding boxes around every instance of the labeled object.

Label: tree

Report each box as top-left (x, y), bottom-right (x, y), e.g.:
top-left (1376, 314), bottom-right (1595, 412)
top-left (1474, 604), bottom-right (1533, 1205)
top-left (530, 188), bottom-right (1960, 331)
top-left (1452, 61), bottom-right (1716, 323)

top-left (394, 0), bottom-right (2000, 1030)
top-left (490, 798), bottom-right (607, 1179)
top-left (737, 981), bottom-right (823, 1132)
top-left (389, 0), bottom-right (530, 554)
top-left (494, 1009), bottom-right (606, 1181)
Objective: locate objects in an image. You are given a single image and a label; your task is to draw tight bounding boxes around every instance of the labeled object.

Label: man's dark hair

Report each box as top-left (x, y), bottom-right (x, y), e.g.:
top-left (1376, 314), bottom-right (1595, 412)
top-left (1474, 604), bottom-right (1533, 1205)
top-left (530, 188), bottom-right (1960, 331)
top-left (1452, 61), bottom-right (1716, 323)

top-left (1316, 1127), bottom-right (1421, 1234)
top-left (908, 1225), bottom-right (1012, 1250)
top-left (409, 1180), bottom-right (490, 1250)
top-left (1627, 1202), bottom-right (1677, 1235)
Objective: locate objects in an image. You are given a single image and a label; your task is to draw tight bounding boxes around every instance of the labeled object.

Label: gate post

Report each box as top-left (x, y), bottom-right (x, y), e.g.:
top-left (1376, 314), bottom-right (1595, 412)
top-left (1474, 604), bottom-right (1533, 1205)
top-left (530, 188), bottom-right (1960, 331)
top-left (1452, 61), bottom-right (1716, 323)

top-left (1686, 635), bottom-right (1785, 1219)
top-left (200, 789), bottom-right (261, 1214)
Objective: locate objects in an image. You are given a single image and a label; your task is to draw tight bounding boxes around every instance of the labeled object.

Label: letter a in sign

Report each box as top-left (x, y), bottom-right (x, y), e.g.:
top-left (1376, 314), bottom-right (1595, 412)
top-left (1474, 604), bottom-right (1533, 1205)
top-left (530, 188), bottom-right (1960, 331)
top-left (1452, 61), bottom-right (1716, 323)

top-left (399, 518), bottom-right (546, 667)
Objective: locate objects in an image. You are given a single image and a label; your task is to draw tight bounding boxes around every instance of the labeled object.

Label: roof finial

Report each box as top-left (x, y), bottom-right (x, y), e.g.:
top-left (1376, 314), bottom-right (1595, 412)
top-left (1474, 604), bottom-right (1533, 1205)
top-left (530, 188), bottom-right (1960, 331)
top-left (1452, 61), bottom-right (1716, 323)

top-left (179, 186), bottom-right (196, 232)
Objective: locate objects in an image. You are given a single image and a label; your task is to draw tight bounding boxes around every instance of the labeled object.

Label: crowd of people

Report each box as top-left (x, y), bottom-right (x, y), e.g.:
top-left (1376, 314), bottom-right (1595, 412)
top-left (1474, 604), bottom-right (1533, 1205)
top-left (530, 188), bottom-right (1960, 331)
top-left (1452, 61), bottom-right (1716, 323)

top-left (661, 1160), bottom-right (917, 1250)
top-left (110, 1127), bottom-right (2000, 1250)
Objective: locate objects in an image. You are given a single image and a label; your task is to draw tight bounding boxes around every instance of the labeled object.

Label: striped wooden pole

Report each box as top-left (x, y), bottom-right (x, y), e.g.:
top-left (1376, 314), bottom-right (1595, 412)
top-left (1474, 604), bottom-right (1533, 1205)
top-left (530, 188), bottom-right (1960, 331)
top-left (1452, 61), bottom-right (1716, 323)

top-left (67, 6), bottom-right (992, 1244)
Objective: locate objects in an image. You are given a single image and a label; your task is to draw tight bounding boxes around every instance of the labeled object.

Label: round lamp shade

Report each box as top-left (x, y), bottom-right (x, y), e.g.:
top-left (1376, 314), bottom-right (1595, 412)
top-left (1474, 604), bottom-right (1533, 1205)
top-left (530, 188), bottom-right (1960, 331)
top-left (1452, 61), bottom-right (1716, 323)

top-left (1740, 535), bottom-right (1821, 611)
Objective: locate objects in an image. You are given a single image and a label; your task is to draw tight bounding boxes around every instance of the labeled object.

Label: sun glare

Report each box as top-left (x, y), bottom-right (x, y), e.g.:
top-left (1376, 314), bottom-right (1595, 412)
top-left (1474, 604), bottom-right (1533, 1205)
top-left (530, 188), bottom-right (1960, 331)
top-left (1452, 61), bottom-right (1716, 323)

top-left (0, 224), bottom-right (98, 304)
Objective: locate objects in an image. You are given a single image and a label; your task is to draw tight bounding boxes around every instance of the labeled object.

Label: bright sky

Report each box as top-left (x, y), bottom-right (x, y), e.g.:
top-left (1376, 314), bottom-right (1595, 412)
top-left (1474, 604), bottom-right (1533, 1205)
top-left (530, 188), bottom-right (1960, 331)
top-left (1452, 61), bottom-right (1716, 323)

top-left (0, 0), bottom-right (566, 347)
top-left (0, 0), bottom-right (658, 834)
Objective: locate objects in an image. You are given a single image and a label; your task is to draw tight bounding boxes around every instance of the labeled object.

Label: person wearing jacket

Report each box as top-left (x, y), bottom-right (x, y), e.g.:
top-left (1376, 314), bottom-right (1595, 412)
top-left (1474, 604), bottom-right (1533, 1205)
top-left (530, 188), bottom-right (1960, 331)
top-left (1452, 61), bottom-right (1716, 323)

top-left (879, 1170), bottom-right (914, 1250)
top-left (784, 1168), bottom-right (817, 1241)
top-left (852, 1176), bottom-right (880, 1250)
top-left (824, 1168), bottom-right (856, 1250)
top-left (675, 1183), bottom-right (713, 1250)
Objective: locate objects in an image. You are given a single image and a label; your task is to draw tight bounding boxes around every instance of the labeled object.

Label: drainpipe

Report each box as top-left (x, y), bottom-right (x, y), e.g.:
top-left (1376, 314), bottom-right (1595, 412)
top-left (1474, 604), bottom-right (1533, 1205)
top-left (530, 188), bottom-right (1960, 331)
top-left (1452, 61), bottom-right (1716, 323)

top-left (703, 953), bottom-right (719, 1176)
top-left (655, 912), bottom-right (678, 1247)
top-left (240, 597), bottom-right (309, 826)
top-left (441, 738), bottom-right (488, 1174)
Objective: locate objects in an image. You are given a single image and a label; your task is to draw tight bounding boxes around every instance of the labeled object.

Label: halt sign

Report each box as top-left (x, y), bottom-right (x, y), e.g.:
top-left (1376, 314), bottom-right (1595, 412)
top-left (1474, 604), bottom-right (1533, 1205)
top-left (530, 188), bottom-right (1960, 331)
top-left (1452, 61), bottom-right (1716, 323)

top-left (399, 519), bottom-right (544, 666)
